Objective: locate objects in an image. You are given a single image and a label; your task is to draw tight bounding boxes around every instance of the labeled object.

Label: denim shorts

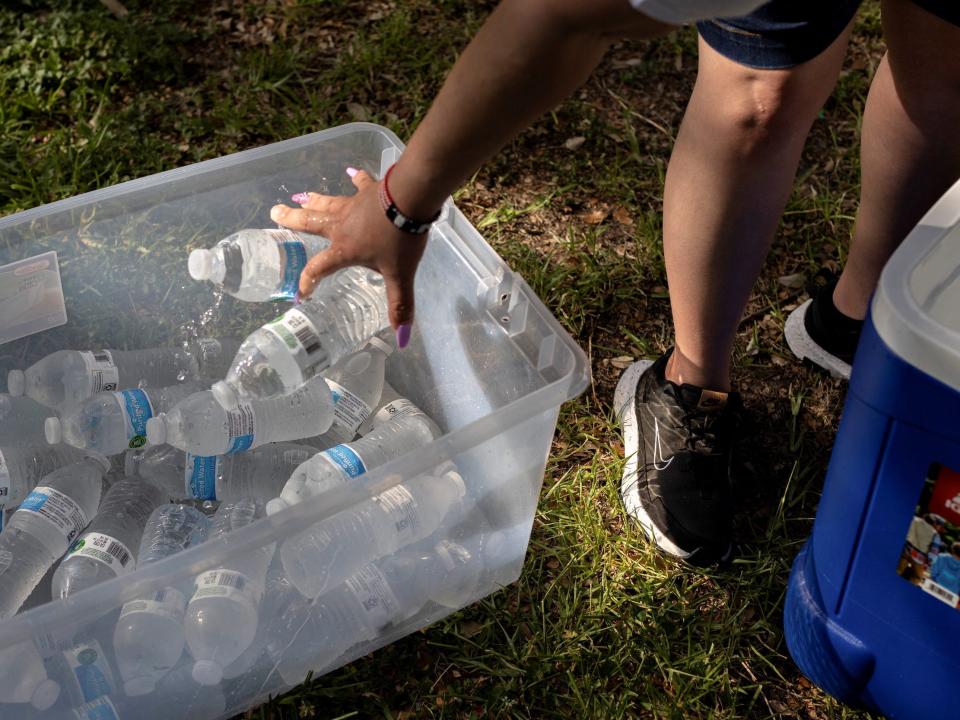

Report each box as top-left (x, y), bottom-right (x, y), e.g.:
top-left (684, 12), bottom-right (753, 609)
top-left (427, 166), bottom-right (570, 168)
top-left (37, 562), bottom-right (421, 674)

top-left (697, 0), bottom-right (960, 69)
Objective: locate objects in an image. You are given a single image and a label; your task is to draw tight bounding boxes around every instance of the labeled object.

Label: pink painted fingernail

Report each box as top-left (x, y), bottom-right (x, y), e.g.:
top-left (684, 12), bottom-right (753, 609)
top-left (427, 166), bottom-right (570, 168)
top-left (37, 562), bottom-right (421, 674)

top-left (346, 167), bottom-right (359, 178)
top-left (396, 323), bottom-right (412, 350)
top-left (291, 192), bottom-right (309, 205)
top-left (293, 291), bottom-right (302, 305)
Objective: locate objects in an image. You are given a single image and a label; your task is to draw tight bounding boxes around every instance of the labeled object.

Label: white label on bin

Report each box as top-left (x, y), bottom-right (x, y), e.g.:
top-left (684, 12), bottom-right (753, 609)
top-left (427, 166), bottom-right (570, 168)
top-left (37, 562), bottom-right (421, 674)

top-left (922, 578), bottom-right (960, 607)
top-left (327, 380), bottom-right (372, 437)
top-left (225, 403), bottom-right (256, 454)
top-left (66, 532), bottom-right (134, 576)
top-left (79, 350), bottom-right (119, 394)
top-left (0, 449), bottom-right (8, 531)
top-left (345, 564), bottom-right (400, 628)
top-left (73, 695), bottom-right (119, 720)
top-left (63, 640), bottom-right (116, 703)
top-left (0, 251), bottom-right (67, 347)
top-left (20, 486), bottom-right (88, 543)
top-left (120, 587), bottom-right (187, 621)
top-left (193, 569), bottom-right (257, 612)
top-left (264, 307), bottom-right (326, 375)
top-left (373, 399), bottom-right (421, 428)
top-left (372, 485), bottom-right (421, 542)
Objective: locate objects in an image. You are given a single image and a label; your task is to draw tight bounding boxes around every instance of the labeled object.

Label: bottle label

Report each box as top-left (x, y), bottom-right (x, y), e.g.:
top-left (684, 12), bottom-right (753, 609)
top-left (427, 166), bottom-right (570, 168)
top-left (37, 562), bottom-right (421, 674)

top-left (73, 696), bottom-right (120, 720)
top-left (116, 388), bottom-right (154, 449)
top-left (65, 531), bottom-right (134, 576)
top-left (79, 350), bottom-right (119, 394)
top-left (185, 454), bottom-right (220, 500)
top-left (192, 569), bottom-right (257, 612)
top-left (264, 307), bottom-right (326, 375)
top-left (274, 240), bottom-right (308, 300)
top-left (321, 444), bottom-right (367, 479)
top-left (119, 587), bottom-right (187, 621)
top-left (20, 485), bottom-right (89, 543)
top-left (63, 640), bottom-right (115, 703)
top-left (0, 449), bottom-right (8, 532)
top-left (345, 564), bottom-right (400, 628)
top-left (327, 380), bottom-right (373, 438)
top-left (373, 398), bottom-right (422, 428)
top-left (225, 403), bottom-right (256, 454)
top-left (373, 485), bottom-right (421, 542)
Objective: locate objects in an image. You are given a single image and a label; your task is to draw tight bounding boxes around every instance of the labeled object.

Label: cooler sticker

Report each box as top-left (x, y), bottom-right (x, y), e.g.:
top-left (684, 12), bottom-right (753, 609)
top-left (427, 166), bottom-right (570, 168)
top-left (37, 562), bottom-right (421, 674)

top-left (73, 696), bottom-right (119, 720)
top-left (186, 454), bottom-right (220, 500)
top-left (63, 640), bottom-right (115, 703)
top-left (21, 485), bottom-right (88, 543)
top-left (119, 587), bottom-right (187, 621)
top-left (345, 564), bottom-right (400, 628)
top-left (322, 444), bottom-right (367, 479)
top-left (373, 398), bottom-right (421, 427)
top-left (897, 463), bottom-right (960, 609)
top-left (193, 569), bottom-right (257, 612)
top-left (225, 403), bottom-right (256, 454)
top-left (0, 250), bottom-right (68, 347)
top-left (66, 531), bottom-right (134, 576)
top-left (116, 388), bottom-right (154, 449)
top-left (327, 380), bottom-right (372, 437)
top-left (372, 485), bottom-right (421, 541)
top-left (264, 307), bottom-right (326, 373)
top-left (274, 240), bottom-right (308, 300)
top-left (79, 350), bottom-right (119, 394)
top-left (0, 449), bottom-right (8, 532)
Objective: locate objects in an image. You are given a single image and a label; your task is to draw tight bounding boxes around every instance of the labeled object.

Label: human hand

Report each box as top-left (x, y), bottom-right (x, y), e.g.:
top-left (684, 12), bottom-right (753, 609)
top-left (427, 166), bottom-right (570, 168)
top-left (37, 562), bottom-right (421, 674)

top-left (270, 168), bottom-right (428, 349)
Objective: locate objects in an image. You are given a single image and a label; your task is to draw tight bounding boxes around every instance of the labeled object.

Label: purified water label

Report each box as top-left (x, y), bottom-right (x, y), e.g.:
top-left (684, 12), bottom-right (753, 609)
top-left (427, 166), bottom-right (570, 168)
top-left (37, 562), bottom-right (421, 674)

top-left (275, 240), bottom-right (308, 299)
top-left (63, 640), bottom-right (115, 703)
top-left (321, 444), bottom-right (367, 479)
top-left (373, 398), bottom-right (421, 427)
top-left (120, 587), bottom-right (187, 621)
top-left (264, 307), bottom-right (327, 374)
top-left (73, 696), bottom-right (120, 720)
top-left (186, 454), bottom-right (220, 499)
top-left (66, 531), bottom-right (134, 576)
top-left (226, 403), bottom-right (256, 454)
top-left (80, 350), bottom-right (119, 394)
top-left (373, 485), bottom-right (421, 541)
top-left (0, 449), bottom-right (8, 531)
top-left (345, 564), bottom-right (400, 628)
top-left (193, 569), bottom-right (257, 612)
top-left (21, 485), bottom-right (88, 543)
top-left (327, 380), bottom-right (372, 436)
top-left (116, 388), bottom-right (154, 449)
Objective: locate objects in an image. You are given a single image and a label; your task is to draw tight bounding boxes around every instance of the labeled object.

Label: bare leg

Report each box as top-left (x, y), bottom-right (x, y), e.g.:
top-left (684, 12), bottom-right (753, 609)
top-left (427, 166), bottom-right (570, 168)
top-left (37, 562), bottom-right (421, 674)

top-left (832, 1), bottom-right (960, 320)
top-left (662, 30), bottom-right (852, 391)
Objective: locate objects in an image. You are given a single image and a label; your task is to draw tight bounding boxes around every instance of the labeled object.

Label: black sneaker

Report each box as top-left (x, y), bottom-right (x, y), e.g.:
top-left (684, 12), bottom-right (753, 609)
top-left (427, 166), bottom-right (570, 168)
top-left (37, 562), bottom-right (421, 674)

top-left (785, 271), bottom-right (864, 380)
top-left (613, 349), bottom-right (740, 566)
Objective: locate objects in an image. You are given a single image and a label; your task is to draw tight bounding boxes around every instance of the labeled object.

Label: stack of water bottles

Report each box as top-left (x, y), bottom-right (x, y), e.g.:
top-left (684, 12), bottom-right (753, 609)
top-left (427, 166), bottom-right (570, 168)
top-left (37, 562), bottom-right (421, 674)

top-left (0, 228), bottom-right (476, 718)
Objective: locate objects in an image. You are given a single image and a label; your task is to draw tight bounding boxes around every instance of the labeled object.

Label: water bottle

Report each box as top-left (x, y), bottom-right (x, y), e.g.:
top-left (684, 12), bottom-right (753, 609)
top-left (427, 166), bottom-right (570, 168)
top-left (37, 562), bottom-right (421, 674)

top-left (43, 634), bottom-right (120, 710)
top-left (210, 267), bottom-right (387, 409)
top-left (317, 336), bottom-right (392, 446)
top-left (6, 338), bottom-right (240, 410)
top-left (0, 394), bottom-right (54, 447)
top-left (0, 640), bottom-right (61, 709)
top-left (266, 401), bottom-right (439, 515)
top-left (0, 454), bottom-right (110, 618)
top-left (145, 378), bottom-right (334, 456)
top-left (356, 381), bottom-right (401, 437)
top-left (0, 444), bottom-right (88, 532)
top-left (51, 477), bottom-right (166, 599)
top-left (113, 504), bottom-right (210, 697)
top-left (184, 499), bottom-right (274, 686)
top-left (279, 471), bottom-right (466, 598)
top-left (188, 228), bottom-right (328, 302)
top-left (45, 382), bottom-right (206, 456)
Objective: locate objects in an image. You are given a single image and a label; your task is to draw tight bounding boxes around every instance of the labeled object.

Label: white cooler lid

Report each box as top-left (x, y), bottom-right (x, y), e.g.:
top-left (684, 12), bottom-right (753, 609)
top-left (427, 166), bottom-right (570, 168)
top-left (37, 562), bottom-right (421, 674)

top-left (873, 178), bottom-right (960, 391)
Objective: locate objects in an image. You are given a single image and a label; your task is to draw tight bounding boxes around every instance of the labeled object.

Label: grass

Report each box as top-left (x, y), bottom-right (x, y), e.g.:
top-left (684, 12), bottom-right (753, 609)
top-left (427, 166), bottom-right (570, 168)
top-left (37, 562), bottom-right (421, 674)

top-left (0, 1), bottom-right (887, 718)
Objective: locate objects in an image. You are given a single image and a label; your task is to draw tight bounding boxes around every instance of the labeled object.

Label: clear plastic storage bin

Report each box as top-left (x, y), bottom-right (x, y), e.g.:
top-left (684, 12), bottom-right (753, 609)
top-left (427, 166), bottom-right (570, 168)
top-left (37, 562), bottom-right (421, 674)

top-left (0, 123), bottom-right (590, 719)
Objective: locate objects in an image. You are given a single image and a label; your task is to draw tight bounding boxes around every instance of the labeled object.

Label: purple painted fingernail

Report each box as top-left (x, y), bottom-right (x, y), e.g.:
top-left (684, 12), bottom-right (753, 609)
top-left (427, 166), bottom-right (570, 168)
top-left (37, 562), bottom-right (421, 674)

top-left (396, 323), bottom-right (412, 350)
top-left (293, 291), bottom-right (302, 305)
top-left (291, 192), bottom-right (309, 205)
top-left (346, 167), bottom-right (359, 178)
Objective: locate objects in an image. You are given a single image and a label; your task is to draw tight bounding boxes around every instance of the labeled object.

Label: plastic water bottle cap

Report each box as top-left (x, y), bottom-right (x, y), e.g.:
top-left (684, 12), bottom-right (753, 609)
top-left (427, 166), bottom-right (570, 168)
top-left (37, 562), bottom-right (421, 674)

top-left (145, 417), bottom-right (166, 446)
top-left (44, 417), bottom-right (62, 444)
top-left (366, 336), bottom-right (394, 356)
top-left (188, 249), bottom-right (213, 281)
top-left (31, 678), bottom-right (60, 710)
top-left (211, 380), bottom-right (239, 410)
top-left (6, 369), bottom-right (24, 396)
top-left (192, 660), bottom-right (224, 686)
top-left (124, 676), bottom-right (156, 697)
top-left (265, 497), bottom-right (287, 516)
top-left (444, 470), bottom-right (466, 501)
top-left (84, 451), bottom-right (112, 473)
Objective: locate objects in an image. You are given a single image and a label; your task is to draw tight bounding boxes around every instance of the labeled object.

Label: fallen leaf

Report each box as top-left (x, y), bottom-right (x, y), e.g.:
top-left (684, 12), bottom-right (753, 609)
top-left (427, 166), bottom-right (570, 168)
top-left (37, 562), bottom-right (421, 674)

top-left (778, 273), bottom-right (806, 289)
top-left (610, 355), bottom-right (633, 369)
top-left (612, 206), bottom-right (634, 225)
top-left (564, 136), bottom-right (586, 150)
top-left (460, 621), bottom-right (483, 638)
top-left (347, 102), bottom-right (369, 121)
top-left (578, 208), bottom-right (606, 224)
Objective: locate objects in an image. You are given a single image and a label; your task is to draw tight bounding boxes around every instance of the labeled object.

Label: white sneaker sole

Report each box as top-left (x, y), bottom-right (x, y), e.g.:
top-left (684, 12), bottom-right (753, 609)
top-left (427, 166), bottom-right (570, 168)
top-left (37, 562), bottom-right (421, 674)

top-left (784, 299), bottom-right (851, 380)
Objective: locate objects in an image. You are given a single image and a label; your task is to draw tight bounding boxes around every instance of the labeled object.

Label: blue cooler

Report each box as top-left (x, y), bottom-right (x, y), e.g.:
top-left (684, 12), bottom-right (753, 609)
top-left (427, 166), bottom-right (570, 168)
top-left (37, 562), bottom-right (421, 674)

top-left (785, 179), bottom-right (960, 719)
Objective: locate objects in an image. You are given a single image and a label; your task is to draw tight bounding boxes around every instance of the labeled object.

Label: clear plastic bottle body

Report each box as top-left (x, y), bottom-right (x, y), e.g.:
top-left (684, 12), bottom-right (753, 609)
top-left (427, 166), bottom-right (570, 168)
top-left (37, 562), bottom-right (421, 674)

top-left (0, 444), bottom-right (88, 511)
top-left (0, 457), bottom-right (107, 618)
top-left (212, 267), bottom-right (388, 407)
top-left (52, 478), bottom-right (166, 599)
